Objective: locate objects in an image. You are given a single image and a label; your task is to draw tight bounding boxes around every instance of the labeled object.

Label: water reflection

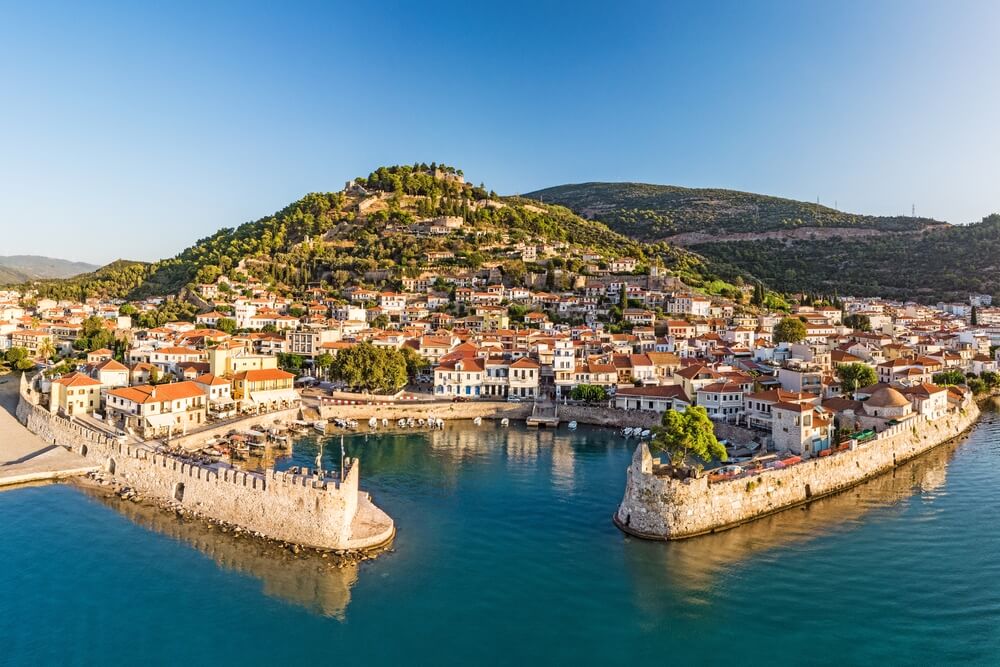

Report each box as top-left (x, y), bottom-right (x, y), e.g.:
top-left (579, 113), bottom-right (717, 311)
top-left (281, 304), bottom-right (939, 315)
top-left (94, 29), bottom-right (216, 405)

top-left (79, 487), bottom-right (359, 619)
top-left (624, 433), bottom-right (966, 598)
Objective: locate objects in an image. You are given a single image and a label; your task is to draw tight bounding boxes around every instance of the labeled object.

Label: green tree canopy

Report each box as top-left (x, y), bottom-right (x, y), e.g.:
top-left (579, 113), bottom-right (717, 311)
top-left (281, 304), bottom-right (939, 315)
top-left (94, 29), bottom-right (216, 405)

top-left (933, 369), bottom-right (967, 386)
top-left (570, 384), bottom-right (608, 402)
top-left (650, 406), bottom-right (727, 467)
top-left (773, 317), bottom-right (807, 344)
top-left (216, 317), bottom-right (237, 334)
top-left (836, 363), bottom-right (877, 394)
top-left (330, 342), bottom-right (408, 393)
top-left (843, 313), bottom-right (872, 331)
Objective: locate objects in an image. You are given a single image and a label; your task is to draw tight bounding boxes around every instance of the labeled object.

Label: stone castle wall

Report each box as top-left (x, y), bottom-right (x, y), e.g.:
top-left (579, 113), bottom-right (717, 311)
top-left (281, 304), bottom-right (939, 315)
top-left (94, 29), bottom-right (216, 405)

top-left (615, 402), bottom-right (980, 540)
top-left (17, 375), bottom-right (389, 551)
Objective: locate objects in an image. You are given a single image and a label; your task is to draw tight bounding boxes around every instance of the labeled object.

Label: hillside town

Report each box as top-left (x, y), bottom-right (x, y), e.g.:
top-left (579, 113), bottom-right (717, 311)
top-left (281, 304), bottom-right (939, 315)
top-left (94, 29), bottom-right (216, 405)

top-left (0, 255), bottom-right (993, 458)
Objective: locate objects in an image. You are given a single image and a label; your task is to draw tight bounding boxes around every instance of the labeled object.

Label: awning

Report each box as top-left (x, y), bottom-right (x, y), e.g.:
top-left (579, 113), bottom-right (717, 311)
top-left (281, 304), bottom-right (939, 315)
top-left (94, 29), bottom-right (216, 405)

top-left (248, 389), bottom-right (301, 405)
top-left (144, 412), bottom-right (178, 429)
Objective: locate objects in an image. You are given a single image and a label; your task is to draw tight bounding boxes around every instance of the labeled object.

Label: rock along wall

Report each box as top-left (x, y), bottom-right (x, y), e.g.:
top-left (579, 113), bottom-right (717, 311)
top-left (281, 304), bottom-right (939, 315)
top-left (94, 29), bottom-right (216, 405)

top-left (615, 403), bottom-right (980, 540)
top-left (17, 375), bottom-right (390, 551)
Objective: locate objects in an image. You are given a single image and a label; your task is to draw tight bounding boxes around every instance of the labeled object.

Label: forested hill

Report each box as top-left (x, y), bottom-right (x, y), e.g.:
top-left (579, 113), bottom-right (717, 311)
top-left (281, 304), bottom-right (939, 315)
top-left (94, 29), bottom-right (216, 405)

top-left (21, 164), bottom-right (728, 300)
top-left (523, 182), bottom-right (947, 242)
top-left (695, 214), bottom-right (1000, 301)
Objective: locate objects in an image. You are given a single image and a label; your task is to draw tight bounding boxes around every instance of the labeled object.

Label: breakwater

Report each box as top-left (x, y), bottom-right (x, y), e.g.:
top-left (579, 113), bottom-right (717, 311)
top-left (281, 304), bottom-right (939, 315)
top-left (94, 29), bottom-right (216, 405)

top-left (16, 374), bottom-right (393, 551)
top-left (615, 401), bottom-right (980, 540)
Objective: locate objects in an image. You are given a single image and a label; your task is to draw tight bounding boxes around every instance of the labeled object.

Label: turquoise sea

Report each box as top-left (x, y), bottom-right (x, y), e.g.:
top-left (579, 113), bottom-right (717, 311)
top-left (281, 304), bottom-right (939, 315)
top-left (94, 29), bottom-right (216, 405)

top-left (3, 416), bottom-right (1000, 666)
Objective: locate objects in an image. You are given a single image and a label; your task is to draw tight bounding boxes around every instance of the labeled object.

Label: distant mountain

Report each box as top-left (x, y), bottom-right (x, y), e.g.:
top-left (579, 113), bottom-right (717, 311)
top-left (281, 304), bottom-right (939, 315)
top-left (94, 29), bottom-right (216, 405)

top-left (525, 181), bottom-right (1000, 301)
top-left (0, 255), bottom-right (99, 284)
top-left (523, 182), bottom-right (947, 244)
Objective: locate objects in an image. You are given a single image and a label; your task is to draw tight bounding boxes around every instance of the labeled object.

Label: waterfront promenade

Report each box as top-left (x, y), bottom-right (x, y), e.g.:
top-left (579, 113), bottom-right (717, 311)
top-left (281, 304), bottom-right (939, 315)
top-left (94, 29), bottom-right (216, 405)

top-left (0, 375), bottom-right (96, 488)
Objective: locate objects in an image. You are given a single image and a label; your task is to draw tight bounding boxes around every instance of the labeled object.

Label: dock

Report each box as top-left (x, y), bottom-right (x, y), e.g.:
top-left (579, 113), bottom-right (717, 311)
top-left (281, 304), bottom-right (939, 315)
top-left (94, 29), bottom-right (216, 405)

top-left (526, 400), bottom-right (560, 428)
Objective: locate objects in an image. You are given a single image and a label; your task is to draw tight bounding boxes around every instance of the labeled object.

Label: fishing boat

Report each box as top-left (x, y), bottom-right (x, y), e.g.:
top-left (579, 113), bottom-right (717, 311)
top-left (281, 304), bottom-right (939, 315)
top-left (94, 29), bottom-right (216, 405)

top-left (567, 421), bottom-right (578, 430)
top-left (473, 416), bottom-right (482, 426)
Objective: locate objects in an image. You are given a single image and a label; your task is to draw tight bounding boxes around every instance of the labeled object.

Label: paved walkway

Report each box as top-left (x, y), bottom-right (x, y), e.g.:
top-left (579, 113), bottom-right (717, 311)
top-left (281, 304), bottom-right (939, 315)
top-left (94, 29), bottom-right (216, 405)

top-left (0, 376), bottom-right (97, 488)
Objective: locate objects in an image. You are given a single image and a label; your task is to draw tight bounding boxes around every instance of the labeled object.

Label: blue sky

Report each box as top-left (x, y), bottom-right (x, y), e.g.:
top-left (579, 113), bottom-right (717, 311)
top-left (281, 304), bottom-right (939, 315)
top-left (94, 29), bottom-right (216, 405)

top-left (3, 0), bottom-right (1000, 265)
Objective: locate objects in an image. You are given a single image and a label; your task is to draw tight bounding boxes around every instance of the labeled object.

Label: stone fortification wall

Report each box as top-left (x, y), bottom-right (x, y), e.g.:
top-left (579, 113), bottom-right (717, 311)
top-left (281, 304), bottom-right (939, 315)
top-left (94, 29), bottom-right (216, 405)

top-left (615, 403), bottom-right (980, 540)
top-left (17, 375), bottom-right (390, 551)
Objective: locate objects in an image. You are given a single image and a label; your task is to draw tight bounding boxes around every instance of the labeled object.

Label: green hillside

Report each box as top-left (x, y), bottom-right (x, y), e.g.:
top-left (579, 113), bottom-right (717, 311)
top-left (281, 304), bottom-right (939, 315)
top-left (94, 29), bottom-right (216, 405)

top-left (524, 182), bottom-right (945, 241)
top-left (694, 215), bottom-right (1000, 301)
top-left (24, 165), bottom-right (731, 300)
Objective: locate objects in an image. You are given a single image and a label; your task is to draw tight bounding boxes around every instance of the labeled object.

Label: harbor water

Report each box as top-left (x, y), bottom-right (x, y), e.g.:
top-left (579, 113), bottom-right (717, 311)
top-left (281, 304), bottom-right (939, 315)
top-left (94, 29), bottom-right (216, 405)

top-left (3, 416), bottom-right (1000, 665)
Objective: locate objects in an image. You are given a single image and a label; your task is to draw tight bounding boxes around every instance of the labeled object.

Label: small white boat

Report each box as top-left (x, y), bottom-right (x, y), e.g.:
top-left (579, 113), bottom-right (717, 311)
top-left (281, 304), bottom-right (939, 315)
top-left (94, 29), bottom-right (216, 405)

top-left (623, 427), bottom-right (634, 437)
top-left (314, 420), bottom-right (327, 434)
top-left (398, 418), bottom-right (406, 428)
top-left (418, 418), bottom-right (426, 427)
top-left (368, 416), bottom-right (377, 429)
top-left (406, 418), bottom-right (415, 428)
top-left (382, 418), bottom-right (389, 428)
top-left (473, 416), bottom-right (483, 426)
top-left (501, 418), bottom-right (510, 427)
top-left (640, 429), bottom-right (651, 438)
top-left (435, 418), bottom-right (444, 429)
top-left (568, 421), bottom-right (578, 430)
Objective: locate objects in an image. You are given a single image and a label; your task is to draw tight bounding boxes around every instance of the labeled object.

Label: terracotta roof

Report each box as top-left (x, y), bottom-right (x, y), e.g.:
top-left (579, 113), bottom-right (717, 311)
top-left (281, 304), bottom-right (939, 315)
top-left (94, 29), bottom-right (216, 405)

top-left (233, 368), bottom-right (296, 382)
top-left (865, 386), bottom-right (910, 408)
top-left (95, 359), bottom-right (128, 372)
top-left (52, 372), bottom-right (102, 387)
top-left (108, 381), bottom-right (205, 404)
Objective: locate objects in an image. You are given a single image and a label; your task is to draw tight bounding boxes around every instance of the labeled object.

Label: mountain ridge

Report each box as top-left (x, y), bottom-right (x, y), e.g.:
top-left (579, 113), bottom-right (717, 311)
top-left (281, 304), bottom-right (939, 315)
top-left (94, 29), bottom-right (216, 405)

top-left (0, 255), bottom-right (100, 284)
top-left (523, 181), bottom-right (948, 243)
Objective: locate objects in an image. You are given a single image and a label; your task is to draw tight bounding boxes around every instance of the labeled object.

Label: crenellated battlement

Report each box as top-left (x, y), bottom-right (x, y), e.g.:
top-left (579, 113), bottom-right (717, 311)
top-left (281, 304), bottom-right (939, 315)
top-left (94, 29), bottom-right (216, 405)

top-left (17, 373), bottom-right (391, 551)
top-left (615, 402), bottom-right (980, 540)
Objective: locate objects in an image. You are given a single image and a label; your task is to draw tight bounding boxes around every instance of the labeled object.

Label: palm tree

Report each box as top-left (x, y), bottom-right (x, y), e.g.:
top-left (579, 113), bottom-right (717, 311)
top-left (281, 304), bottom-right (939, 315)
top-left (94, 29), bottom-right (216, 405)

top-left (37, 339), bottom-right (56, 362)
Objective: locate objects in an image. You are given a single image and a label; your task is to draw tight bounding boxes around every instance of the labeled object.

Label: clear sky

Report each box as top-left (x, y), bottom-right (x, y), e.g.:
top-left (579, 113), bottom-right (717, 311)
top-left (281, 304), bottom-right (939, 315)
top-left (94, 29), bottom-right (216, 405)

top-left (3, 0), bottom-right (1000, 265)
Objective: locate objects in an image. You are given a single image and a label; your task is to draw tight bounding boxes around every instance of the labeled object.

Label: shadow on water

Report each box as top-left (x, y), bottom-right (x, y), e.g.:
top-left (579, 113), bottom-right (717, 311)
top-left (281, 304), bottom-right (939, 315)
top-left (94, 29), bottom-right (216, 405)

top-left (623, 431), bottom-right (969, 596)
top-left (78, 486), bottom-right (360, 619)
